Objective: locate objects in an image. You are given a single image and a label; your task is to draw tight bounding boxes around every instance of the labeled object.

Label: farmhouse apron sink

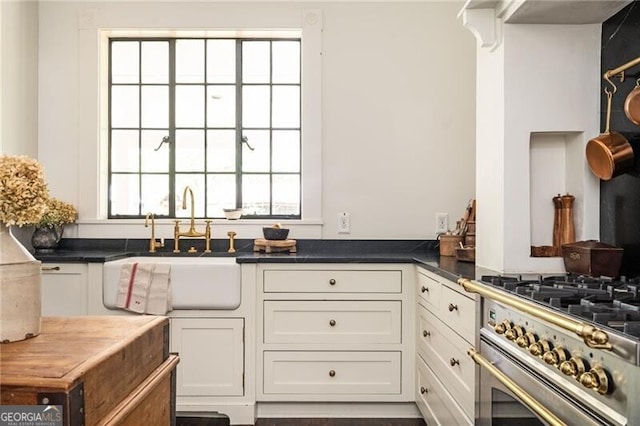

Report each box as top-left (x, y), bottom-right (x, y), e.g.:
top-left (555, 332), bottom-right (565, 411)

top-left (102, 257), bottom-right (241, 310)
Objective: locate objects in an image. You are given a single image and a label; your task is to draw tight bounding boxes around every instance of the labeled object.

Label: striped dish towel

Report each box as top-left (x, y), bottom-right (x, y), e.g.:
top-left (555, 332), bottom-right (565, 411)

top-left (114, 263), bottom-right (155, 314)
top-left (146, 264), bottom-right (172, 315)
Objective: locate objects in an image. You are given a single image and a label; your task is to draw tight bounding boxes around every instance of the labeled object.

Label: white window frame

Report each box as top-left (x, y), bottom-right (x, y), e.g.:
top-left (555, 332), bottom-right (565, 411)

top-left (76, 9), bottom-right (322, 238)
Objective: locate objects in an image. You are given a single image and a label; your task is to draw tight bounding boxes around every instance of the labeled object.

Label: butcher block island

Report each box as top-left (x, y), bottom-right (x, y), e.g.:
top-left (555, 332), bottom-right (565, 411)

top-left (0, 316), bottom-right (178, 426)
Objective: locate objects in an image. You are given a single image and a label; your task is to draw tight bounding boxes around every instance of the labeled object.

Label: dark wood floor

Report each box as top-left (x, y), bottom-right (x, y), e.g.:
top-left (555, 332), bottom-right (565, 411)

top-left (254, 419), bottom-right (426, 426)
top-left (177, 417), bottom-right (426, 426)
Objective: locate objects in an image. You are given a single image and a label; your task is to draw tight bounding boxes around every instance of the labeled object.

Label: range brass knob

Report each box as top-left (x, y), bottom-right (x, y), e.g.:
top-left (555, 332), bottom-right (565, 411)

top-left (516, 332), bottom-right (537, 348)
top-left (579, 367), bottom-right (611, 395)
top-left (529, 339), bottom-right (551, 357)
top-left (505, 325), bottom-right (524, 341)
top-left (543, 347), bottom-right (568, 366)
top-left (559, 356), bottom-right (587, 378)
top-left (494, 320), bottom-right (512, 335)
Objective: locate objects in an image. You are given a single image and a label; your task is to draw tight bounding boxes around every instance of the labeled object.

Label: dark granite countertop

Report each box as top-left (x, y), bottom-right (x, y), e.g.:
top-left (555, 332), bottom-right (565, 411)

top-left (35, 238), bottom-right (480, 281)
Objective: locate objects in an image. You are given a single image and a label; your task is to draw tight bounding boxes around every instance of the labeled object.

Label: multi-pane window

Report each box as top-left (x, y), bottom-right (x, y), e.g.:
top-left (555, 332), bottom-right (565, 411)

top-left (108, 37), bottom-right (301, 219)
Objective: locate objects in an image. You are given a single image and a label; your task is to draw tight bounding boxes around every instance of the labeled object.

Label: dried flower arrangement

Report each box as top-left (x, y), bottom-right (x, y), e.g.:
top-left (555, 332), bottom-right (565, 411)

top-left (36, 198), bottom-right (77, 229)
top-left (0, 155), bottom-right (49, 227)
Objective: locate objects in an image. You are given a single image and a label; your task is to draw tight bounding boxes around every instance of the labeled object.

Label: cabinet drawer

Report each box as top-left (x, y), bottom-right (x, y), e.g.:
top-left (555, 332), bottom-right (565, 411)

top-left (416, 354), bottom-right (472, 426)
top-left (416, 269), bottom-right (441, 313)
top-left (264, 300), bottom-right (401, 344)
top-left (417, 304), bottom-right (476, 418)
top-left (263, 351), bottom-right (401, 395)
top-left (440, 285), bottom-right (477, 343)
top-left (263, 270), bottom-right (401, 293)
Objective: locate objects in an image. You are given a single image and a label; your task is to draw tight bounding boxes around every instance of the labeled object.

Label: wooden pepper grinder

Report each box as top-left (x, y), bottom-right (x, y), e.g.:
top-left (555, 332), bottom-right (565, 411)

top-left (552, 194), bottom-right (563, 253)
top-left (559, 194), bottom-right (575, 247)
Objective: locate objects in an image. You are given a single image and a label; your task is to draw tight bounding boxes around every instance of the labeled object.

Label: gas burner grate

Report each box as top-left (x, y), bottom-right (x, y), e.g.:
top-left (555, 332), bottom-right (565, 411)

top-left (479, 273), bottom-right (640, 338)
top-left (604, 320), bottom-right (640, 338)
top-left (479, 274), bottom-right (544, 291)
top-left (623, 322), bottom-right (640, 337)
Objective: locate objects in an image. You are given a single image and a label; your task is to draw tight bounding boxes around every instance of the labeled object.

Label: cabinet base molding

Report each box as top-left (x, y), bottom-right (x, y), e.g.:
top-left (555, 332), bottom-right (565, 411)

top-left (256, 402), bottom-right (421, 419)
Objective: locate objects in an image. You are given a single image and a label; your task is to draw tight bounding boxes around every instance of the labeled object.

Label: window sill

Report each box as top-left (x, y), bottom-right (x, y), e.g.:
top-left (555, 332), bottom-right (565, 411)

top-left (72, 219), bottom-right (324, 240)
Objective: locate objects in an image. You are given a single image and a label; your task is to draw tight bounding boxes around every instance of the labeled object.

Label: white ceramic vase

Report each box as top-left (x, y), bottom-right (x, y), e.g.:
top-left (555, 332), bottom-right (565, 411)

top-left (0, 223), bottom-right (42, 343)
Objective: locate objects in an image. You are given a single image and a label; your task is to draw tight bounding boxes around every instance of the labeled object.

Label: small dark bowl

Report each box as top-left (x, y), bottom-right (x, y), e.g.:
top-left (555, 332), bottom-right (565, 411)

top-left (263, 227), bottom-right (290, 240)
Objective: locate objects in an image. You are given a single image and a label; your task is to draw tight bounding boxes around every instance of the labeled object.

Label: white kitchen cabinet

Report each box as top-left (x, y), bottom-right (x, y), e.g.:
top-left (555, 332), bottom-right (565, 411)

top-left (86, 261), bottom-right (257, 425)
top-left (256, 263), bottom-right (414, 402)
top-left (170, 317), bottom-right (244, 397)
top-left (41, 262), bottom-right (88, 316)
top-left (415, 266), bottom-right (479, 424)
top-left (415, 354), bottom-right (471, 426)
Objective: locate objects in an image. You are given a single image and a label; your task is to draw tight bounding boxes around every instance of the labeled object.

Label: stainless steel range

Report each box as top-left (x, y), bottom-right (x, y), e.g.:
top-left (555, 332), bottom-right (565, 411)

top-left (458, 274), bottom-right (640, 426)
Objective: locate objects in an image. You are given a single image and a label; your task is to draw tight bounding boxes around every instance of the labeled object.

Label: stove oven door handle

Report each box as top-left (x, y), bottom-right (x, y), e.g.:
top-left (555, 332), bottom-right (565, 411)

top-left (468, 347), bottom-right (566, 426)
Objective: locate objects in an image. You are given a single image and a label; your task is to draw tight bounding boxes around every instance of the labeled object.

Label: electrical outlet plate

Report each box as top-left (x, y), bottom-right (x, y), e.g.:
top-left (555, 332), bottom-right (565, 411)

top-left (436, 213), bottom-right (448, 234)
top-left (338, 212), bottom-right (350, 234)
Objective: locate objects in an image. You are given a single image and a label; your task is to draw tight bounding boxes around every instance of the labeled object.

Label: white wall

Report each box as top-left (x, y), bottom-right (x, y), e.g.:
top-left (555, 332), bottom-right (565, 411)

top-left (475, 23), bottom-right (601, 273)
top-left (0, 0), bottom-right (38, 157)
top-left (475, 28), bottom-right (506, 272)
top-left (38, 1), bottom-right (476, 240)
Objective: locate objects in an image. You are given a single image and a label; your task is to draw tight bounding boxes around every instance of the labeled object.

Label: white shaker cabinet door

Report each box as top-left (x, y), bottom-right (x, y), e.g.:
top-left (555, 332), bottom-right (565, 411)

top-left (171, 317), bottom-right (244, 397)
top-left (41, 263), bottom-right (88, 316)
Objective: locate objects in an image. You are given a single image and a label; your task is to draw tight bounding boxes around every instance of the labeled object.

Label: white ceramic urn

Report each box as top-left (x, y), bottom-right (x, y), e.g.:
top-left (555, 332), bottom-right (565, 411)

top-left (0, 224), bottom-right (42, 343)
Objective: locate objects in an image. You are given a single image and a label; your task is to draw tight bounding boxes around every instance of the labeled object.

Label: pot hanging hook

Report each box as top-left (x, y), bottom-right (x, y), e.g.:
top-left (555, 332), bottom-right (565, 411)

top-left (604, 73), bottom-right (617, 96)
top-left (604, 87), bottom-right (614, 134)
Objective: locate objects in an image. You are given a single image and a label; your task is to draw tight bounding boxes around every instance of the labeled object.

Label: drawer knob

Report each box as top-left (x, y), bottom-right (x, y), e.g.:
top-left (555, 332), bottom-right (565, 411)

top-left (421, 286), bottom-right (429, 293)
top-left (448, 303), bottom-right (458, 312)
top-left (329, 319), bottom-right (336, 327)
top-left (450, 358), bottom-right (460, 367)
top-left (329, 279), bottom-right (336, 285)
top-left (422, 330), bottom-right (431, 337)
top-left (329, 370), bottom-right (336, 377)
top-left (420, 386), bottom-right (428, 394)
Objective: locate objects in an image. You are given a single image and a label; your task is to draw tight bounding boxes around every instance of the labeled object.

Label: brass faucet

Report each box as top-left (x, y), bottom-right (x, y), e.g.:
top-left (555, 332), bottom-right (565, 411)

top-left (144, 213), bottom-right (164, 253)
top-left (173, 186), bottom-right (211, 253)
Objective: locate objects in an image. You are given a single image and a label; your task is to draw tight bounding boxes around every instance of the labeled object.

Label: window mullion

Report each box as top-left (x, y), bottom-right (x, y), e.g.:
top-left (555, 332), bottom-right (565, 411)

top-left (107, 42), bottom-right (114, 218)
top-left (203, 40), bottom-right (208, 217)
top-left (235, 40), bottom-right (243, 209)
top-left (269, 40), bottom-right (274, 216)
top-left (168, 39), bottom-right (177, 216)
top-left (138, 41), bottom-right (143, 216)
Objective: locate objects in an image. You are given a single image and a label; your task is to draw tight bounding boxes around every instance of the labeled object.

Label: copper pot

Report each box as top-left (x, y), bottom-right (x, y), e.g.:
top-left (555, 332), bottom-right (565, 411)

top-left (586, 86), bottom-right (634, 180)
top-left (624, 79), bottom-right (640, 126)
